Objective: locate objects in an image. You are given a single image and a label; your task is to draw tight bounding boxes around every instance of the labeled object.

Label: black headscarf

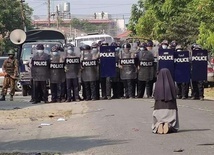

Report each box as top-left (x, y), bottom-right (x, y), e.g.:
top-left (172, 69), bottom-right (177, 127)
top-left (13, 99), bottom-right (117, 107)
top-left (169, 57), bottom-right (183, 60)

top-left (154, 68), bottom-right (176, 101)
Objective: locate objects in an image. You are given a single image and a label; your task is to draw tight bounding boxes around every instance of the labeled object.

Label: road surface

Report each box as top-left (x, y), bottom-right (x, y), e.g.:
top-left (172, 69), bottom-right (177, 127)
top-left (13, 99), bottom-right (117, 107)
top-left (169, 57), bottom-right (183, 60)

top-left (0, 96), bottom-right (214, 155)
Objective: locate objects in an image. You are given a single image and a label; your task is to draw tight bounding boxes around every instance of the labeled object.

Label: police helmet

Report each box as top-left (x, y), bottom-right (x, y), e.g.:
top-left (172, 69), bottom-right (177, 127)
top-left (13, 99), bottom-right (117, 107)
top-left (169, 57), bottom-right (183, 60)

top-left (36, 44), bottom-right (44, 50)
top-left (122, 43), bottom-right (131, 49)
top-left (139, 42), bottom-right (147, 48)
top-left (110, 42), bottom-right (118, 47)
top-left (175, 45), bottom-right (183, 51)
top-left (101, 41), bottom-right (109, 46)
top-left (51, 45), bottom-right (60, 52)
top-left (170, 40), bottom-right (177, 48)
top-left (147, 40), bottom-right (153, 47)
top-left (8, 49), bottom-right (15, 55)
top-left (161, 40), bottom-right (169, 45)
top-left (191, 43), bottom-right (201, 50)
top-left (80, 44), bottom-right (91, 51)
top-left (91, 42), bottom-right (99, 48)
top-left (64, 43), bottom-right (75, 48)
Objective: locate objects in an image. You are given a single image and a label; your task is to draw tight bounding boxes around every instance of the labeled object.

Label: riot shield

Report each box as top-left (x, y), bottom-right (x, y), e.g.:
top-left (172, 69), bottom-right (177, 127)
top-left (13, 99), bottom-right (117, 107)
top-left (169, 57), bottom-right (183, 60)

top-left (138, 50), bottom-right (154, 81)
top-left (174, 51), bottom-right (190, 83)
top-left (65, 47), bottom-right (81, 79)
top-left (81, 51), bottom-right (98, 82)
top-left (100, 46), bottom-right (116, 77)
top-left (31, 52), bottom-right (50, 81)
top-left (191, 50), bottom-right (208, 81)
top-left (119, 49), bottom-right (137, 80)
top-left (49, 52), bottom-right (65, 83)
top-left (158, 49), bottom-right (174, 78)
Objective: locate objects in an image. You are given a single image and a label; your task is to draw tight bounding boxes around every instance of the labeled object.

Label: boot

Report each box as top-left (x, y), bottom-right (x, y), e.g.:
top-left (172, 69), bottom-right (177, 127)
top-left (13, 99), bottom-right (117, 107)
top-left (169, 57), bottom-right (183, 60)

top-left (0, 95), bottom-right (5, 101)
top-left (10, 95), bottom-right (13, 101)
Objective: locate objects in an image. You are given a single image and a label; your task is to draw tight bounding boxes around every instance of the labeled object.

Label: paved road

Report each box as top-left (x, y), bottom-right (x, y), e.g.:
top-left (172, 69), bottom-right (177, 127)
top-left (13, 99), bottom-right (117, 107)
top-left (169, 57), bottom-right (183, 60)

top-left (0, 97), bottom-right (214, 155)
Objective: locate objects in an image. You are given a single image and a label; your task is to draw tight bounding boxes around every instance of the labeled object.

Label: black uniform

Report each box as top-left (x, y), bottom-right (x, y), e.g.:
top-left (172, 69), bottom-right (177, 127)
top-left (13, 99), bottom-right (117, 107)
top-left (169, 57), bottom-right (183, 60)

top-left (64, 47), bottom-right (80, 102)
top-left (49, 49), bottom-right (65, 103)
top-left (137, 48), bottom-right (154, 98)
top-left (31, 44), bottom-right (50, 104)
top-left (81, 45), bottom-right (98, 100)
top-left (119, 44), bottom-right (137, 98)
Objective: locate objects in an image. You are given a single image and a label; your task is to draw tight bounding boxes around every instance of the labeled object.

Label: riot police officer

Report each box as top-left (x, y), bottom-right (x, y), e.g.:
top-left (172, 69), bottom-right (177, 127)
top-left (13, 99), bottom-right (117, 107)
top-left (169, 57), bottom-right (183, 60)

top-left (0, 50), bottom-right (18, 101)
top-left (31, 44), bottom-right (50, 104)
top-left (100, 42), bottom-right (112, 99)
top-left (49, 45), bottom-right (65, 103)
top-left (136, 42), bottom-right (154, 98)
top-left (80, 44), bottom-right (98, 101)
top-left (169, 40), bottom-right (177, 50)
top-left (91, 42), bottom-right (100, 100)
top-left (119, 43), bottom-right (137, 98)
top-left (175, 45), bottom-right (190, 99)
top-left (64, 45), bottom-right (80, 102)
top-left (146, 40), bottom-right (156, 98)
top-left (111, 42), bottom-right (124, 99)
top-left (159, 40), bottom-right (169, 49)
top-left (190, 44), bottom-right (205, 101)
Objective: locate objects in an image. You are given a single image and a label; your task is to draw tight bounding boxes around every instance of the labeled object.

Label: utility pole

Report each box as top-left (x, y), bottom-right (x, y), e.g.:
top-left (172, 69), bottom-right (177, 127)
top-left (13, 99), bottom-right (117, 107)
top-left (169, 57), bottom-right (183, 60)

top-left (56, 6), bottom-right (59, 29)
top-left (48, 0), bottom-right (50, 27)
top-left (20, 0), bottom-right (26, 31)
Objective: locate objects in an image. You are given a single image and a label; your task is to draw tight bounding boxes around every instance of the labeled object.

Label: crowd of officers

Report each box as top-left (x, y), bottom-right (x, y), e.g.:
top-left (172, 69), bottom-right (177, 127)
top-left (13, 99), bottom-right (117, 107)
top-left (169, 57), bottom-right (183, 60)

top-left (0, 40), bottom-right (206, 102)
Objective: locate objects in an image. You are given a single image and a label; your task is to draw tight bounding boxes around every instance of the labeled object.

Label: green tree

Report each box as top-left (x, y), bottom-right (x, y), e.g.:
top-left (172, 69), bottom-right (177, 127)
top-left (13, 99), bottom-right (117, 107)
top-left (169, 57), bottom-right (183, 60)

top-left (196, 0), bottom-right (214, 52)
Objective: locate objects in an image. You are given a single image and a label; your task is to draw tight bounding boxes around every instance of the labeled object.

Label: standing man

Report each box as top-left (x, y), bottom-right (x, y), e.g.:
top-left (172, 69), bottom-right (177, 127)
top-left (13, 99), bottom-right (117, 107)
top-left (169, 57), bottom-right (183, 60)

top-left (0, 50), bottom-right (18, 101)
top-left (80, 44), bottom-right (98, 101)
top-left (136, 42), bottom-right (154, 98)
top-left (64, 45), bottom-right (80, 102)
top-left (31, 44), bottom-right (50, 104)
top-left (190, 44), bottom-right (206, 101)
top-left (119, 43), bottom-right (137, 99)
top-left (146, 40), bottom-right (156, 98)
top-left (49, 45), bottom-right (65, 103)
top-left (100, 42), bottom-right (111, 99)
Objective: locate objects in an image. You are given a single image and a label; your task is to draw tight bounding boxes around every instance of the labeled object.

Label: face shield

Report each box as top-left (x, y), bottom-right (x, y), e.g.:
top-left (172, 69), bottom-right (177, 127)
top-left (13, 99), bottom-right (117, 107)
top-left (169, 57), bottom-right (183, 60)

top-left (162, 44), bottom-right (168, 49)
top-left (37, 50), bottom-right (44, 55)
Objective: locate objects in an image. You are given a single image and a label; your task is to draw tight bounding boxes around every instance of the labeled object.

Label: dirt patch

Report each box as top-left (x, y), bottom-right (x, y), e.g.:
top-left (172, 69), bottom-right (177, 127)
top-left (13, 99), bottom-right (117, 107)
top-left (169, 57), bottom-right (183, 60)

top-left (0, 102), bottom-right (88, 125)
top-left (204, 87), bottom-right (214, 100)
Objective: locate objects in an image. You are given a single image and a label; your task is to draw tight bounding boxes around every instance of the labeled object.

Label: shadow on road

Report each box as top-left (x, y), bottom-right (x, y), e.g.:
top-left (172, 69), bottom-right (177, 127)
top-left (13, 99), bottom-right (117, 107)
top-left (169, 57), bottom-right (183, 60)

top-left (178, 129), bottom-right (210, 133)
top-left (0, 135), bottom-right (129, 154)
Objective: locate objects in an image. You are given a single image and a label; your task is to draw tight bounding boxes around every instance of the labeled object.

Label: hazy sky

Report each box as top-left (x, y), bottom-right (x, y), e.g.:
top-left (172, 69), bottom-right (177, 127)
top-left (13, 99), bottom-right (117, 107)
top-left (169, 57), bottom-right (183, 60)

top-left (25, 0), bottom-right (139, 20)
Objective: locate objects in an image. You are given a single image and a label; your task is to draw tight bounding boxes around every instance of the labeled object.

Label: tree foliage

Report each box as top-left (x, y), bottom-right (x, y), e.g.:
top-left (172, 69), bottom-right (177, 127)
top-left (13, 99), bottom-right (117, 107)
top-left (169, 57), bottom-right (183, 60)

top-left (128, 0), bottom-right (214, 51)
top-left (0, 0), bottom-right (33, 54)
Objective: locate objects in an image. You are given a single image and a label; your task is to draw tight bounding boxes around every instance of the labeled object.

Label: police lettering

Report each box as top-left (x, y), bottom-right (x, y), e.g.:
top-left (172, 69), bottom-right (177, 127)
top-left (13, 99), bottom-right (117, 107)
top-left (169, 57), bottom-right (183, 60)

top-left (66, 58), bottom-right (80, 64)
top-left (140, 61), bottom-right (153, 67)
top-left (174, 58), bottom-right (189, 63)
top-left (33, 61), bottom-right (47, 66)
top-left (50, 63), bottom-right (64, 69)
top-left (82, 60), bottom-right (97, 67)
top-left (120, 59), bottom-right (135, 65)
top-left (158, 55), bottom-right (173, 60)
top-left (192, 56), bottom-right (207, 61)
top-left (100, 52), bottom-right (115, 57)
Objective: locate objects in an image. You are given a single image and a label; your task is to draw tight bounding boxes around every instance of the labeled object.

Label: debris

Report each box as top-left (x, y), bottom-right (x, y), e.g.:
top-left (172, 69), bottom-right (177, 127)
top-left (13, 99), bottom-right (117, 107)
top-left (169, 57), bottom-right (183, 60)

top-left (49, 115), bottom-right (55, 118)
top-left (173, 149), bottom-right (184, 152)
top-left (13, 107), bottom-right (21, 110)
top-left (104, 114), bottom-right (115, 117)
top-left (29, 117), bottom-right (38, 121)
top-left (132, 128), bottom-right (140, 132)
top-left (57, 118), bottom-right (66, 122)
top-left (39, 123), bottom-right (52, 126)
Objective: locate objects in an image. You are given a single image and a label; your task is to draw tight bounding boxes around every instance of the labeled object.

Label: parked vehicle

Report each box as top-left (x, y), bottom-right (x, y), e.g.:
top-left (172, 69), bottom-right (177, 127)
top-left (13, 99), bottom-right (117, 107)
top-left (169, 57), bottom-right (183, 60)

top-left (0, 56), bottom-right (22, 91)
top-left (205, 61), bottom-right (214, 87)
